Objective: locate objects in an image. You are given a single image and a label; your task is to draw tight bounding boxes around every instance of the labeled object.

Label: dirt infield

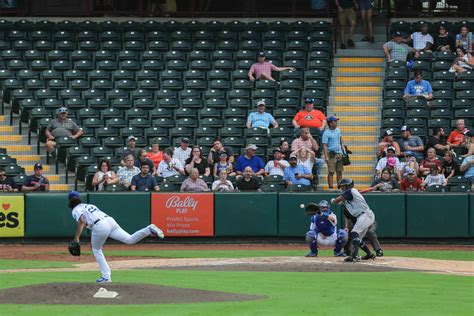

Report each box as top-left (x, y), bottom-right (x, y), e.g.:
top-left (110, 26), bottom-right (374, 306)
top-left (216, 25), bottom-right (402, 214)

top-left (0, 282), bottom-right (263, 305)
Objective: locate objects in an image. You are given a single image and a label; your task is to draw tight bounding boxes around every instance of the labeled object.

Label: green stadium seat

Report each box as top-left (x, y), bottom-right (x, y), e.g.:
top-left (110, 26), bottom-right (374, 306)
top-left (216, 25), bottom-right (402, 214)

top-left (455, 108), bottom-right (474, 118)
top-left (432, 61), bottom-right (451, 71)
top-left (217, 30), bottom-right (238, 41)
top-left (407, 108), bottom-right (429, 118)
top-left (201, 118), bottom-right (224, 128)
top-left (280, 79), bottom-right (302, 90)
top-left (213, 59), bottom-right (235, 70)
top-left (233, 79), bottom-right (253, 90)
top-left (195, 127), bottom-right (218, 138)
top-left (268, 20), bottom-right (289, 30)
top-left (457, 90), bottom-right (474, 99)
top-left (181, 97), bottom-right (203, 108)
top-left (405, 117), bottom-right (427, 127)
top-left (383, 108), bottom-right (405, 118)
top-left (190, 60), bottom-right (211, 71)
top-left (185, 69), bottom-right (206, 81)
top-left (205, 98), bottom-right (228, 108)
top-left (452, 99), bottom-right (471, 109)
top-left (263, 40), bottom-right (283, 51)
top-left (433, 51), bottom-right (456, 61)
top-left (273, 108), bottom-right (297, 118)
top-left (256, 80), bottom-right (278, 89)
top-left (430, 99), bottom-right (451, 109)
top-left (200, 108), bottom-right (222, 118)
top-left (405, 98), bottom-right (427, 108)
top-left (236, 59), bottom-right (253, 69)
top-left (193, 30), bottom-right (214, 41)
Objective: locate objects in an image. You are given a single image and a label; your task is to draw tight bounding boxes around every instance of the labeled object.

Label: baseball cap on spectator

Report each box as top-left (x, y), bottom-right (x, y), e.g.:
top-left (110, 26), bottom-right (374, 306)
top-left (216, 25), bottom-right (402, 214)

top-left (273, 148), bottom-right (282, 153)
top-left (68, 191), bottom-right (80, 200)
top-left (245, 144), bottom-right (258, 150)
top-left (327, 116), bottom-right (339, 123)
top-left (181, 137), bottom-right (189, 143)
top-left (257, 100), bottom-right (266, 106)
top-left (219, 152), bottom-right (228, 157)
top-left (127, 135), bottom-right (136, 142)
top-left (34, 163), bottom-right (43, 170)
top-left (387, 156), bottom-right (396, 167)
top-left (393, 31), bottom-right (403, 37)
top-left (387, 146), bottom-right (396, 153)
top-left (405, 167), bottom-right (415, 175)
top-left (383, 129), bottom-right (393, 137)
top-left (405, 150), bottom-right (414, 156)
top-left (257, 51), bottom-right (265, 57)
top-left (464, 130), bottom-right (473, 137)
top-left (304, 98), bottom-right (314, 104)
top-left (57, 107), bottom-right (68, 114)
top-left (289, 154), bottom-right (298, 160)
top-left (401, 125), bottom-right (411, 132)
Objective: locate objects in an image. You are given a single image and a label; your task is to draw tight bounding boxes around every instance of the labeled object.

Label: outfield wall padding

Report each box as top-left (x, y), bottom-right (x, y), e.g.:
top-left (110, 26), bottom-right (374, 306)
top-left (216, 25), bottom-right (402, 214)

top-left (363, 193), bottom-right (406, 238)
top-left (470, 194), bottom-right (474, 237)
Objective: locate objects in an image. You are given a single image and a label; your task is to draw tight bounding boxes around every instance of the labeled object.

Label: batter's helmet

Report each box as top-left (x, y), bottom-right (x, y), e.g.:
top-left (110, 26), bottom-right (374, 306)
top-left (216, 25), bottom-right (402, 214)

top-left (338, 178), bottom-right (354, 190)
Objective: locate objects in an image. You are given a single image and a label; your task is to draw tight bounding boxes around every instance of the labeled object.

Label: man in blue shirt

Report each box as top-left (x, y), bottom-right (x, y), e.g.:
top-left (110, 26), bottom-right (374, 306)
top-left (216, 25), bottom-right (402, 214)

top-left (322, 116), bottom-right (344, 189)
top-left (131, 162), bottom-right (159, 192)
top-left (234, 144), bottom-right (265, 176)
top-left (403, 71), bottom-right (433, 100)
top-left (460, 154), bottom-right (474, 185)
top-left (246, 100), bottom-right (278, 129)
top-left (398, 125), bottom-right (425, 162)
top-left (283, 155), bottom-right (313, 186)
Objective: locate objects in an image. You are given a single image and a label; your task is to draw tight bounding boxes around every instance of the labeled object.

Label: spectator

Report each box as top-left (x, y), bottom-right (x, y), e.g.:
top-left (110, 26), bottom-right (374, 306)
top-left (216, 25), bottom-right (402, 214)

top-left (92, 159), bottom-right (119, 191)
top-left (370, 168), bottom-right (399, 192)
top-left (463, 130), bottom-right (474, 157)
top-left (208, 138), bottom-right (234, 165)
top-left (357, 0), bottom-right (374, 43)
top-left (291, 127), bottom-right (324, 175)
top-left (134, 149), bottom-right (154, 174)
top-left (180, 168), bottom-right (209, 192)
top-left (234, 144), bottom-right (265, 176)
top-left (213, 152), bottom-right (235, 177)
top-left (117, 154), bottom-right (140, 190)
top-left (433, 25), bottom-right (455, 52)
top-left (131, 162), bottom-right (159, 192)
top-left (283, 154), bottom-right (313, 186)
top-left (419, 147), bottom-right (442, 177)
top-left (21, 163), bottom-right (49, 192)
top-left (460, 154), bottom-right (474, 186)
top-left (294, 147), bottom-right (315, 171)
top-left (0, 167), bottom-right (17, 192)
top-left (146, 139), bottom-right (163, 170)
top-left (375, 146), bottom-right (402, 180)
top-left (421, 165), bottom-right (447, 189)
top-left (45, 107), bottom-right (83, 153)
top-left (322, 116), bottom-right (344, 189)
top-left (157, 148), bottom-right (185, 178)
top-left (236, 166), bottom-right (261, 191)
top-left (248, 51), bottom-right (295, 82)
top-left (404, 23), bottom-right (434, 58)
top-left (455, 26), bottom-right (472, 53)
top-left (120, 135), bottom-right (138, 166)
top-left (383, 31), bottom-right (415, 62)
top-left (246, 100), bottom-right (278, 129)
top-left (264, 148), bottom-right (289, 176)
top-left (401, 151), bottom-right (419, 178)
top-left (449, 46), bottom-right (473, 74)
top-left (377, 129), bottom-right (401, 158)
top-left (292, 98), bottom-right (327, 132)
top-left (336, 0), bottom-right (357, 49)
top-left (174, 138), bottom-right (192, 167)
top-left (212, 169), bottom-right (235, 192)
top-left (442, 151), bottom-right (459, 181)
top-left (426, 127), bottom-right (449, 157)
top-left (403, 71), bottom-right (433, 101)
top-left (185, 146), bottom-right (210, 176)
top-left (399, 125), bottom-right (425, 161)
top-left (278, 140), bottom-right (291, 160)
top-left (400, 167), bottom-right (423, 192)
top-left (447, 119), bottom-right (468, 155)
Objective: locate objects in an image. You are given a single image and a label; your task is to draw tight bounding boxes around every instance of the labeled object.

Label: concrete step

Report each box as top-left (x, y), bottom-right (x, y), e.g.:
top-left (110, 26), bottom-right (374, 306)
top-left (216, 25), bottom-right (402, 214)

top-left (0, 144), bottom-right (33, 152)
top-left (332, 106), bottom-right (379, 113)
top-left (330, 91), bottom-right (383, 97)
top-left (332, 76), bottom-right (382, 84)
top-left (330, 95), bottom-right (380, 103)
top-left (49, 184), bottom-right (75, 191)
top-left (336, 49), bottom-right (386, 57)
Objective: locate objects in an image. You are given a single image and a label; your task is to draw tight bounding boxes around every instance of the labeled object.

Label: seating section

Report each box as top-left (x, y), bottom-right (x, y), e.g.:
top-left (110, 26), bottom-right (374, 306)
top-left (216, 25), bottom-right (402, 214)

top-left (0, 19), bottom-right (333, 190)
top-left (0, 147), bottom-right (26, 189)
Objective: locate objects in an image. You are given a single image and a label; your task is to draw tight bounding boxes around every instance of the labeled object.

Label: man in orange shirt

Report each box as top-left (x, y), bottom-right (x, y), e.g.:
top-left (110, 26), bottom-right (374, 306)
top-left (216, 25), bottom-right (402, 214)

top-left (292, 98), bottom-right (327, 132)
top-left (448, 119), bottom-right (468, 154)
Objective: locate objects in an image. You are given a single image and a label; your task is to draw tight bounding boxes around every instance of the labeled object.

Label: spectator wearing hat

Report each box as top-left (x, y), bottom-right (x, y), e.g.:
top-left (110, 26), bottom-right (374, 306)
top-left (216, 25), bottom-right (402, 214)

top-left (283, 154), bottom-right (313, 186)
top-left (398, 125), bottom-right (425, 161)
top-left (117, 154), bottom-right (140, 190)
top-left (212, 169), bottom-right (235, 192)
top-left (134, 149), bottom-right (155, 174)
top-left (419, 147), bottom-right (442, 177)
top-left (45, 107), bottom-right (83, 153)
top-left (234, 144), bottom-right (265, 176)
top-left (336, 0), bottom-right (357, 49)
top-left (213, 151), bottom-right (234, 177)
top-left (185, 146), bottom-right (210, 176)
top-left (174, 138), bottom-right (192, 167)
top-left (404, 23), bottom-right (434, 58)
top-left (400, 167), bottom-right (423, 192)
top-left (401, 151), bottom-right (419, 178)
top-left (447, 119), bottom-right (468, 155)
top-left (375, 146), bottom-right (402, 180)
top-left (433, 25), bottom-right (455, 52)
top-left (377, 129), bottom-right (401, 158)
top-left (120, 135), bottom-right (138, 166)
top-left (265, 148), bottom-right (289, 177)
top-left (208, 138), bottom-right (235, 166)
top-left (246, 100), bottom-right (278, 130)
top-left (21, 163), bottom-right (49, 192)
top-left (236, 167), bottom-right (261, 191)
top-left (322, 116), bottom-right (344, 189)
top-left (292, 99), bottom-right (327, 131)
top-left (180, 168), bottom-right (209, 192)
top-left (442, 151), bottom-right (459, 181)
top-left (370, 168), bottom-right (399, 192)
top-left (146, 139), bottom-right (164, 170)
top-left (157, 148), bottom-right (185, 178)
top-left (383, 31), bottom-right (415, 62)
top-left (426, 127), bottom-right (450, 157)
top-left (403, 71), bottom-right (433, 101)
top-left (421, 165), bottom-right (447, 190)
top-left (248, 51), bottom-right (295, 82)
top-left (131, 162), bottom-right (159, 192)
top-left (0, 167), bottom-right (17, 192)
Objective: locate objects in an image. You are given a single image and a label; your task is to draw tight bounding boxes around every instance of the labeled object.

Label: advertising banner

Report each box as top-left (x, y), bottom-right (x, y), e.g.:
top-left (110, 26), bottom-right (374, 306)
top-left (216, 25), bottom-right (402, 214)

top-left (151, 193), bottom-right (214, 237)
top-left (0, 195), bottom-right (24, 237)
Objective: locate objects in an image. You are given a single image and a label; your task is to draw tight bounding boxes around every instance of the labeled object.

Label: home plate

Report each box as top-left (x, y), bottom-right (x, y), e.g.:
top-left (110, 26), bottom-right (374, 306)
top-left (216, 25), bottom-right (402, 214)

top-left (93, 287), bottom-right (119, 298)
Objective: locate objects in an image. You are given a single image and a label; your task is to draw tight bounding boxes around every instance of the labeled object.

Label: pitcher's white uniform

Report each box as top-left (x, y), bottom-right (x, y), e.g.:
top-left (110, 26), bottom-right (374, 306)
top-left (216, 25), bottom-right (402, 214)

top-left (72, 203), bottom-right (157, 282)
top-left (341, 188), bottom-right (375, 239)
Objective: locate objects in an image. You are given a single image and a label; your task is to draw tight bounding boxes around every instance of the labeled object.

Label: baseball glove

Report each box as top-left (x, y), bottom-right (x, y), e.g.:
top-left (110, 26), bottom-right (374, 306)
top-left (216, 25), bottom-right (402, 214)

top-left (68, 241), bottom-right (81, 257)
top-left (305, 203), bottom-right (320, 216)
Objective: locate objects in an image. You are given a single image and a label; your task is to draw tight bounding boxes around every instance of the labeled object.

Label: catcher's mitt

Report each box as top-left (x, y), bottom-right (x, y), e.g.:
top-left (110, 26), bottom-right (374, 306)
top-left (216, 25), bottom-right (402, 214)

top-left (305, 203), bottom-right (320, 216)
top-left (68, 241), bottom-right (81, 257)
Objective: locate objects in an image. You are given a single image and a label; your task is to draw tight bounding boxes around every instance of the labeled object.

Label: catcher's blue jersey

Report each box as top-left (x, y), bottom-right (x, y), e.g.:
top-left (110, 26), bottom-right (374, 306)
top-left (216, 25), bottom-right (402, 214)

top-left (310, 211), bottom-right (336, 237)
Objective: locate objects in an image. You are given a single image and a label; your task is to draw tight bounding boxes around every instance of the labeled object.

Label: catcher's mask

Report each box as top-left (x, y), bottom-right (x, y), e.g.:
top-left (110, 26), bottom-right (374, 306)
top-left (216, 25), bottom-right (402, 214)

top-left (318, 200), bottom-right (330, 212)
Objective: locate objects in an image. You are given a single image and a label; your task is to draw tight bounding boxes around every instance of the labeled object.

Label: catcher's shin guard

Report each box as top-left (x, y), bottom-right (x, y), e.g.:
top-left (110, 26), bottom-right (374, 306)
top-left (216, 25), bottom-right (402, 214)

top-left (305, 231), bottom-right (318, 255)
top-left (334, 229), bottom-right (348, 254)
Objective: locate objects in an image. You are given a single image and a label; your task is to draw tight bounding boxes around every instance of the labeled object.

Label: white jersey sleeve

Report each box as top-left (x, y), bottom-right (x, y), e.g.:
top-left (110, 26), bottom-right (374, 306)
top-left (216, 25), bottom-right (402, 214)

top-left (71, 203), bottom-right (108, 229)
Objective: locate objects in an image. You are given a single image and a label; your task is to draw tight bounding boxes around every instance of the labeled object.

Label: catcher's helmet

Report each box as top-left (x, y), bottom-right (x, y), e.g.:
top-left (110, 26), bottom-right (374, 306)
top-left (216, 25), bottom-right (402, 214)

top-left (338, 178), bottom-right (354, 190)
top-left (318, 200), bottom-right (330, 209)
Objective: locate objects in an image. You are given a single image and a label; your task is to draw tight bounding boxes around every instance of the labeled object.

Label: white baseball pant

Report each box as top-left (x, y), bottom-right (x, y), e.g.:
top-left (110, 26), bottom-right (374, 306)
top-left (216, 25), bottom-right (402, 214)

top-left (317, 231), bottom-right (337, 247)
top-left (352, 211), bottom-right (375, 239)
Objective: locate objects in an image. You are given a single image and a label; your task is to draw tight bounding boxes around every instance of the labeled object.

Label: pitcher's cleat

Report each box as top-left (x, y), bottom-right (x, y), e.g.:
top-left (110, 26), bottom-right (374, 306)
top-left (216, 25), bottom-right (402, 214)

top-left (304, 252), bottom-right (318, 257)
top-left (96, 277), bottom-right (112, 283)
top-left (149, 224), bottom-right (165, 239)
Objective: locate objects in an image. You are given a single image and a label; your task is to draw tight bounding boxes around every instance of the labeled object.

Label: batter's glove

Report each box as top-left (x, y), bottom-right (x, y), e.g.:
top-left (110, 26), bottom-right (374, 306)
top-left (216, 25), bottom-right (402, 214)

top-left (68, 241), bottom-right (81, 257)
top-left (305, 203), bottom-right (320, 216)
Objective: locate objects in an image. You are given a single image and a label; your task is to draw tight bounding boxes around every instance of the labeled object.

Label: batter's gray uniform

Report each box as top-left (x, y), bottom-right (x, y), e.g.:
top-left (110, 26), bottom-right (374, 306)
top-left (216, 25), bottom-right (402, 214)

top-left (340, 188), bottom-right (375, 239)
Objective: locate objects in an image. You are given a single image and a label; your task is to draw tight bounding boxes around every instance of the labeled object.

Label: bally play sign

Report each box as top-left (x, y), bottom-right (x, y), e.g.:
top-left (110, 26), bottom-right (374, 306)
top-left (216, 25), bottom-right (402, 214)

top-left (151, 193), bottom-right (214, 237)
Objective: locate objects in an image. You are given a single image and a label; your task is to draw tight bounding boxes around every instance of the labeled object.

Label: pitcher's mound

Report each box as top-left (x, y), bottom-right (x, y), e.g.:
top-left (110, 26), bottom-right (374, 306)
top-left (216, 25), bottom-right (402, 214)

top-left (0, 283), bottom-right (263, 305)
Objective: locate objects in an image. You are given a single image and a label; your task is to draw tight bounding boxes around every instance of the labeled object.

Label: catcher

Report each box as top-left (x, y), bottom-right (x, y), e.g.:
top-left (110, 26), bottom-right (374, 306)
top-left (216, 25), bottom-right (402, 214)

top-left (68, 191), bottom-right (164, 283)
top-left (304, 200), bottom-right (348, 257)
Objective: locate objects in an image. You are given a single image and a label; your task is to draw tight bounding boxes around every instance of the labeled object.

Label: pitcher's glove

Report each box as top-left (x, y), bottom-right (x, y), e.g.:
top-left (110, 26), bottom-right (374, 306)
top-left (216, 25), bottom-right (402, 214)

top-left (305, 203), bottom-right (320, 216)
top-left (68, 241), bottom-right (81, 257)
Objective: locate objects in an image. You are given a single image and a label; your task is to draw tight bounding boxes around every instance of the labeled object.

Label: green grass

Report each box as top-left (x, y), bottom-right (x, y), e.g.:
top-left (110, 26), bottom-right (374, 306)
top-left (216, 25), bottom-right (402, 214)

top-left (0, 270), bottom-right (472, 316)
top-left (0, 259), bottom-right (75, 270)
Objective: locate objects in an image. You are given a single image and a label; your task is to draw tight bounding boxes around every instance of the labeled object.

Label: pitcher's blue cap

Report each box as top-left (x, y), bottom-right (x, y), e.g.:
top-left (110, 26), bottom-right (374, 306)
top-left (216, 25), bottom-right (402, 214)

top-left (68, 191), bottom-right (80, 200)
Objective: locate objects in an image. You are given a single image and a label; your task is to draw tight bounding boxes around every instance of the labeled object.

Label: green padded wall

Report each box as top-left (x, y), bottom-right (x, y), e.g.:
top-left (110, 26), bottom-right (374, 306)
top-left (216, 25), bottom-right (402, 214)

top-left (406, 194), bottom-right (469, 237)
top-left (214, 193), bottom-right (278, 236)
top-left (25, 192), bottom-right (88, 237)
top-left (364, 193), bottom-right (406, 237)
top-left (88, 193), bottom-right (150, 233)
top-left (278, 193), bottom-right (342, 237)
top-left (470, 194), bottom-right (474, 237)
